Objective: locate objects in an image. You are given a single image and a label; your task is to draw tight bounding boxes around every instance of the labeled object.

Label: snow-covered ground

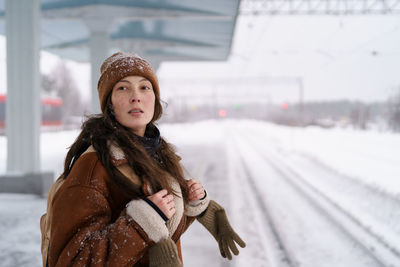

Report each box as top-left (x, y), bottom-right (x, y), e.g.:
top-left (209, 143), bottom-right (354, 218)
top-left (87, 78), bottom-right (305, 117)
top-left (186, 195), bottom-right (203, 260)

top-left (0, 119), bottom-right (399, 267)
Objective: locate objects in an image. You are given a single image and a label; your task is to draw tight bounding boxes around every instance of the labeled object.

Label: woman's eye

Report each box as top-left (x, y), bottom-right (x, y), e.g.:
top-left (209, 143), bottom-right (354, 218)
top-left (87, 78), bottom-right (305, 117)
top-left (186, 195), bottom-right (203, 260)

top-left (118, 86), bottom-right (127, 90)
top-left (142, 85), bottom-right (151, 90)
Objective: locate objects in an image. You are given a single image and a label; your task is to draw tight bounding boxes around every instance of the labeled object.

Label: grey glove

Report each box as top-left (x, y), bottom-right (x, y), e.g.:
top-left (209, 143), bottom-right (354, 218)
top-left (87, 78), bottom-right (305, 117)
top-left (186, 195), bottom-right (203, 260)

top-left (197, 200), bottom-right (246, 260)
top-left (148, 238), bottom-right (183, 267)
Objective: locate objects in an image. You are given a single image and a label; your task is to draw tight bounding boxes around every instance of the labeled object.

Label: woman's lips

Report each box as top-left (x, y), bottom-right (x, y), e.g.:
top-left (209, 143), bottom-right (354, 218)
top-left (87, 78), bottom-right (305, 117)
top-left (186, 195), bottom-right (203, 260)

top-left (128, 108), bottom-right (143, 114)
top-left (127, 108), bottom-right (144, 118)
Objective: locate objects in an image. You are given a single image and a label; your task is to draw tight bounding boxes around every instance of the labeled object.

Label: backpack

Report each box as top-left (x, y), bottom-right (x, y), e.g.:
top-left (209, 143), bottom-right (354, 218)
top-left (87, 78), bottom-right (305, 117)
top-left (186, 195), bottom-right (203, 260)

top-left (40, 174), bottom-right (65, 267)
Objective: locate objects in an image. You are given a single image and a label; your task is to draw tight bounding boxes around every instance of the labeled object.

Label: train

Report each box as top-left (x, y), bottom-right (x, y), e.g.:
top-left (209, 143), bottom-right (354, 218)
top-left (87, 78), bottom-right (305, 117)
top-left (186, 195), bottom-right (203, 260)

top-left (0, 94), bottom-right (63, 130)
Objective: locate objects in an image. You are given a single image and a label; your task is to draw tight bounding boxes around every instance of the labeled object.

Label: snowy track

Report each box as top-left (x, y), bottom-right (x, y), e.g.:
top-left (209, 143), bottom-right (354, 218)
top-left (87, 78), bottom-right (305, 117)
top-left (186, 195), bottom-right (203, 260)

top-left (231, 127), bottom-right (400, 267)
top-left (237, 152), bottom-right (296, 267)
top-left (227, 137), bottom-right (293, 267)
top-left (283, 152), bottom-right (400, 255)
top-left (260, 153), bottom-right (396, 267)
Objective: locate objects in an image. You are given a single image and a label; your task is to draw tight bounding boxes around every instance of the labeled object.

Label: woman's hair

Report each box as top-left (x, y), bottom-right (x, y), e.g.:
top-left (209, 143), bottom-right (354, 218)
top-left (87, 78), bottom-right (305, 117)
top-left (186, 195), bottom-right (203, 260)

top-left (62, 94), bottom-right (189, 201)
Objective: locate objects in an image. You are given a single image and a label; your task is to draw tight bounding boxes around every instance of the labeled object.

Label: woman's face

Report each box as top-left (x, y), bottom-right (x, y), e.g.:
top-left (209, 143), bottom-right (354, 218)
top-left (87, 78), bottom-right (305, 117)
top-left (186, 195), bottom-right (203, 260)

top-left (111, 75), bottom-right (155, 136)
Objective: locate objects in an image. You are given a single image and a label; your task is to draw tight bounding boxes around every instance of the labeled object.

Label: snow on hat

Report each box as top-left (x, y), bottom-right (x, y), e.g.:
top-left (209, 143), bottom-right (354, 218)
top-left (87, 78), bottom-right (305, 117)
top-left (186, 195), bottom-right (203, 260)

top-left (97, 52), bottom-right (160, 113)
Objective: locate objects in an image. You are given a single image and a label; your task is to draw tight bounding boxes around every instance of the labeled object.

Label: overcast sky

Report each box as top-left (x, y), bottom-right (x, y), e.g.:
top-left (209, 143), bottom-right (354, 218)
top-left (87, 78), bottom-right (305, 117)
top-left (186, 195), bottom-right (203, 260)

top-left (1, 14), bottom-right (400, 104)
top-left (159, 15), bottom-right (400, 103)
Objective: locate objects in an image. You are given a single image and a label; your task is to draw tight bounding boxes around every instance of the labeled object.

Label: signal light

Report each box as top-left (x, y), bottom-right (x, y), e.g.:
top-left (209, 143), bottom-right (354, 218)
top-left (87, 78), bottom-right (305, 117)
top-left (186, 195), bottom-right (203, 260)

top-left (219, 109), bottom-right (227, 117)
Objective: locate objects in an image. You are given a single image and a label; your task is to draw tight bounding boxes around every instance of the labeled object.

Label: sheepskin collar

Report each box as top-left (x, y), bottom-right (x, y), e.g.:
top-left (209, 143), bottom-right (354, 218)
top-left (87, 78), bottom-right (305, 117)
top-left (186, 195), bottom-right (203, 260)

top-left (109, 144), bottom-right (128, 166)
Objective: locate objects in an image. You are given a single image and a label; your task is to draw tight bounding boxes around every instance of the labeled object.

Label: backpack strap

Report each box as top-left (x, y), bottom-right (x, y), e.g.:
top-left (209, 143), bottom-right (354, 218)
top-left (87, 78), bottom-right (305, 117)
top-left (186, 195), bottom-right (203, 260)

top-left (64, 143), bottom-right (90, 177)
top-left (45, 252), bottom-right (49, 267)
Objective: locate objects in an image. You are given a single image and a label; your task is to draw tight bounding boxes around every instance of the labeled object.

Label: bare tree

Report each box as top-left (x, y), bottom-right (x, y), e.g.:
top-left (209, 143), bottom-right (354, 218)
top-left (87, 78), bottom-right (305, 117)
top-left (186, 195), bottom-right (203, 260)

top-left (41, 61), bottom-right (88, 121)
top-left (41, 73), bottom-right (57, 95)
top-left (349, 103), bottom-right (370, 130)
top-left (387, 87), bottom-right (400, 132)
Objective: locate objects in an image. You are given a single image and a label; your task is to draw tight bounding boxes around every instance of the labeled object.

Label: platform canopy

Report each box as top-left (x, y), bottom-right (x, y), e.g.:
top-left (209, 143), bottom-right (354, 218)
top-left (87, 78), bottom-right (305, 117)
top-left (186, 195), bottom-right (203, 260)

top-left (0, 0), bottom-right (239, 63)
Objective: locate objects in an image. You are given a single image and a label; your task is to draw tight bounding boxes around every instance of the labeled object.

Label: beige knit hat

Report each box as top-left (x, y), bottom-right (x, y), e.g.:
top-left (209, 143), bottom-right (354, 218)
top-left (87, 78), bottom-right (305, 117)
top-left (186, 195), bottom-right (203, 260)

top-left (97, 52), bottom-right (160, 113)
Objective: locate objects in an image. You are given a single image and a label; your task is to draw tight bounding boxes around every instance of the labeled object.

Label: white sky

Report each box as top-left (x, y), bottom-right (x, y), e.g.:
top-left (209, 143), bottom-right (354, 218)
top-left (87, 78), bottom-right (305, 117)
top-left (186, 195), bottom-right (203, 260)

top-left (159, 15), bottom-right (400, 103)
top-left (1, 14), bottom-right (400, 103)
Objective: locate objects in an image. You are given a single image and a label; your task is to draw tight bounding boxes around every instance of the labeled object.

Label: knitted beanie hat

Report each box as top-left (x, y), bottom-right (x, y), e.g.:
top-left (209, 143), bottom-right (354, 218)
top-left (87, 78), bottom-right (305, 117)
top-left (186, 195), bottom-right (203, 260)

top-left (97, 52), bottom-right (160, 113)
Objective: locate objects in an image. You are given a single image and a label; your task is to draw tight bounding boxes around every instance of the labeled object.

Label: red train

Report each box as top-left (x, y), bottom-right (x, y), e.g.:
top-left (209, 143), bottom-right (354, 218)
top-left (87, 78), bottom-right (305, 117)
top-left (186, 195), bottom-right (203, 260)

top-left (0, 94), bottom-right (63, 129)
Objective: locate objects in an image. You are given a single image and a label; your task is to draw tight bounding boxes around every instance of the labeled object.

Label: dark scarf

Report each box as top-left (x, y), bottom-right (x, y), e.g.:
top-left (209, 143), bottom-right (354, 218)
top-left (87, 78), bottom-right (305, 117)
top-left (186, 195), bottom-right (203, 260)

top-left (133, 124), bottom-right (162, 159)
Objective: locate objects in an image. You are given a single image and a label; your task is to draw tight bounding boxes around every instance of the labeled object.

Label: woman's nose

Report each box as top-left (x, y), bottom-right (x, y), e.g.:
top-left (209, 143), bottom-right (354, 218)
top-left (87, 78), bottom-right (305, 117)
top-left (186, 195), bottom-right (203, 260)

top-left (130, 90), bottom-right (141, 103)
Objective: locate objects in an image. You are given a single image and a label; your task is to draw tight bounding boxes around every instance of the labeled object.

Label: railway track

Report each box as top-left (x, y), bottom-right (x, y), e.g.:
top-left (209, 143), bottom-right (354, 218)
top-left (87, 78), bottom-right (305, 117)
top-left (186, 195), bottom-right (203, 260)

top-left (237, 153), bottom-right (298, 267)
top-left (282, 151), bottom-right (400, 241)
top-left (225, 138), bottom-right (294, 267)
top-left (231, 131), bottom-right (400, 267)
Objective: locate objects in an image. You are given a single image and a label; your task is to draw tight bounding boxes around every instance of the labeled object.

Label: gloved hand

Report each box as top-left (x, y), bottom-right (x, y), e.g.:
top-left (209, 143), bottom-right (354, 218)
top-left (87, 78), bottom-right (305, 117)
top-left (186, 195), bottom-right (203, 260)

top-left (197, 200), bottom-right (246, 260)
top-left (148, 238), bottom-right (183, 267)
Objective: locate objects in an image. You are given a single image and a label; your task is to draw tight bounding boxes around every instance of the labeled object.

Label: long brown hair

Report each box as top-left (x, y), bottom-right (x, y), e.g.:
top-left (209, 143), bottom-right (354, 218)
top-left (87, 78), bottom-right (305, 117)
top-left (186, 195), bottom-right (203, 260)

top-left (62, 95), bottom-right (189, 201)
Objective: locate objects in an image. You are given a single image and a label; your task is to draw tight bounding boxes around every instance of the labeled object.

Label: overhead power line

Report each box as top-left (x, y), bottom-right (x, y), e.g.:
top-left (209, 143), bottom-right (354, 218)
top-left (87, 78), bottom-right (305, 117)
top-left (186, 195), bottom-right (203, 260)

top-left (240, 0), bottom-right (400, 15)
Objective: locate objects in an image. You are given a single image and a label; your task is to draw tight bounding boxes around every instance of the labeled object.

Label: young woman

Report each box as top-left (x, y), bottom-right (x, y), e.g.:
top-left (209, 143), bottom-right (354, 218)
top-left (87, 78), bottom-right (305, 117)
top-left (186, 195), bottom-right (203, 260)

top-left (46, 52), bottom-right (245, 266)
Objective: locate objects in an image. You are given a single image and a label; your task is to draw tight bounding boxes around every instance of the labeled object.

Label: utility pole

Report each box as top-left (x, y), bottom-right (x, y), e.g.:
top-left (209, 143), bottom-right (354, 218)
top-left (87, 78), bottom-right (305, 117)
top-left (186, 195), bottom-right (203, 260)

top-left (298, 77), bottom-right (304, 126)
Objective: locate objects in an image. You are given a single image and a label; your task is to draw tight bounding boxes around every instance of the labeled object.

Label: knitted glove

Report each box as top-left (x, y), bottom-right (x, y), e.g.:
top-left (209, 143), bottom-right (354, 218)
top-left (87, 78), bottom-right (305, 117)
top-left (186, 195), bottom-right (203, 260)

top-left (197, 200), bottom-right (246, 260)
top-left (148, 238), bottom-right (183, 267)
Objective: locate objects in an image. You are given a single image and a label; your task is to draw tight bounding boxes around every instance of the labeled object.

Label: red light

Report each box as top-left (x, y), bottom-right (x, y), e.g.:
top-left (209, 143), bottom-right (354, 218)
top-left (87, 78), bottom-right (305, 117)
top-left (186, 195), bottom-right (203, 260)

top-left (281, 102), bottom-right (288, 110)
top-left (42, 98), bottom-right (63, 107)
top-left (219, 109), bottom-right (227, 117)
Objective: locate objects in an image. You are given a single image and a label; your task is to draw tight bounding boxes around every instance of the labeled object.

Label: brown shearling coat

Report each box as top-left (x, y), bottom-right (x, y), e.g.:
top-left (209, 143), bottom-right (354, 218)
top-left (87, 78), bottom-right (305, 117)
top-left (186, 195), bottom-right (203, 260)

top-left (48, 147), bottom-right (202, 267)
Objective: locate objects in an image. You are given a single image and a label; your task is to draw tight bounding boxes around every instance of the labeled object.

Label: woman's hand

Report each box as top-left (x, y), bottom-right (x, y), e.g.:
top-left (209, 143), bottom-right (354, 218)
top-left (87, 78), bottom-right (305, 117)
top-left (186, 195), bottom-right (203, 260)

top-left (147, 189), bottom-right (176, 219)
top-left (187, 179), bottom-right (205, 202)
top-left (197, 200), bottom-right (246, 260)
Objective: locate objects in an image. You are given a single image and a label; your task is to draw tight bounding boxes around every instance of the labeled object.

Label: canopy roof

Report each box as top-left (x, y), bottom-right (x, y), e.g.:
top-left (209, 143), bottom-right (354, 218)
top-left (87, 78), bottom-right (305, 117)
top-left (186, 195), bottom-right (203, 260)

top-left (0, 0), bottom-right (240, 62)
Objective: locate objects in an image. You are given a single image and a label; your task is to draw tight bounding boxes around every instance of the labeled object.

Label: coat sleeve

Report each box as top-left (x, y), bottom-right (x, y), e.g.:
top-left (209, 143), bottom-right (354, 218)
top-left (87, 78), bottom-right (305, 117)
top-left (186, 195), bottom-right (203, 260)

top-left (184, 192), bottom-right (210, 218)
top-left (179, 191), bottom-right (211, 236)
top-left (49, 183), bottom-right (168, 267)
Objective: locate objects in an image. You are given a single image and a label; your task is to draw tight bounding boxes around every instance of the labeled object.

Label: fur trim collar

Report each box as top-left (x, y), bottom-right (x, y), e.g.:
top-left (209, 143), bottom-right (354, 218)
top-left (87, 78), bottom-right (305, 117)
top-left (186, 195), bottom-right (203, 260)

top-left (108, 142), bottom-right (129, 166)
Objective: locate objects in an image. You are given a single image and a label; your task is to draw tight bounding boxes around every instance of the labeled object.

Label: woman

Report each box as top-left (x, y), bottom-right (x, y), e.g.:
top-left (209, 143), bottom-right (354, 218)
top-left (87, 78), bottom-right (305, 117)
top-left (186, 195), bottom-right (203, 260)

top-left (47, 52), bottom-right (245, 266)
